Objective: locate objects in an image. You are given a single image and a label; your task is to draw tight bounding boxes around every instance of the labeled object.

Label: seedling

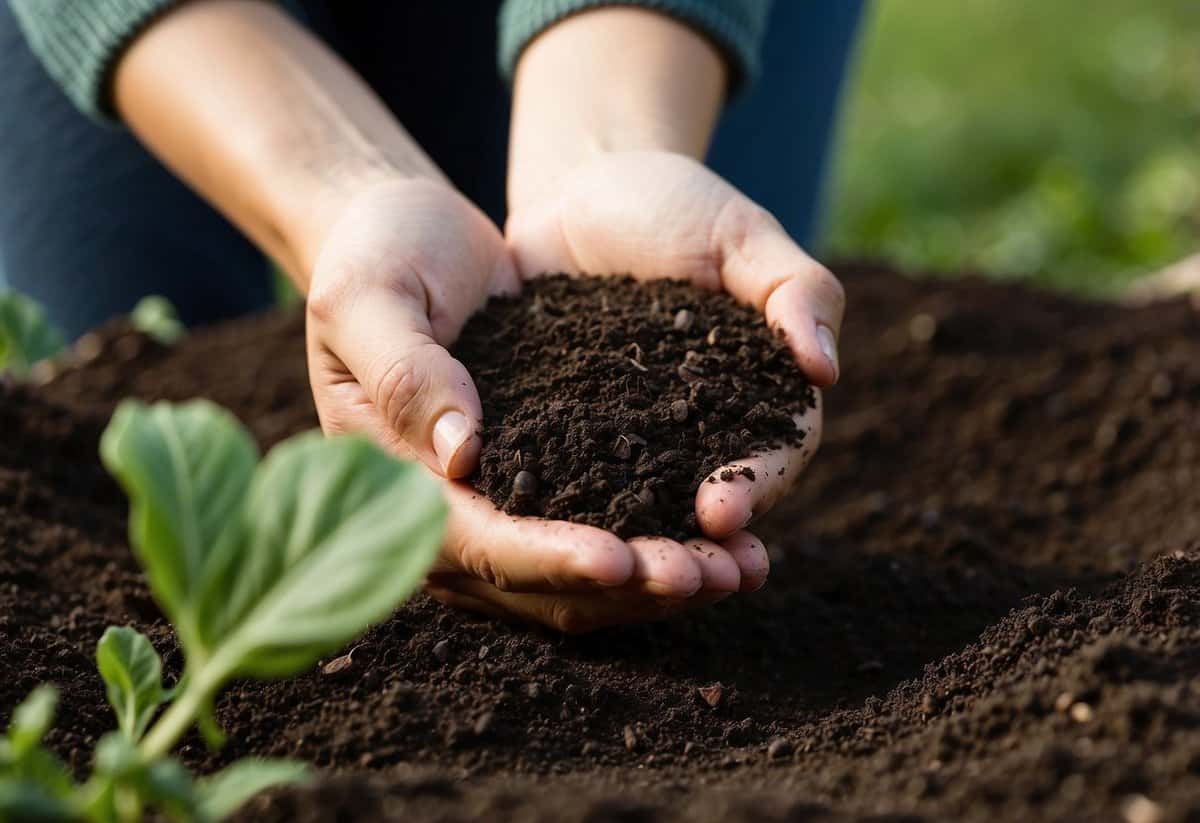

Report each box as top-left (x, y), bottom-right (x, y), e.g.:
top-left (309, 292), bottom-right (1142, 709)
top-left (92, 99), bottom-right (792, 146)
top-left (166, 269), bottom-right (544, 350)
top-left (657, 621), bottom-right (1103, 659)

top-left (0, 290), bottom-right (65, 377)
top-left (129, 296), bottom-right (186, 345)
top-left (0, 399), bottom-right (446, 821)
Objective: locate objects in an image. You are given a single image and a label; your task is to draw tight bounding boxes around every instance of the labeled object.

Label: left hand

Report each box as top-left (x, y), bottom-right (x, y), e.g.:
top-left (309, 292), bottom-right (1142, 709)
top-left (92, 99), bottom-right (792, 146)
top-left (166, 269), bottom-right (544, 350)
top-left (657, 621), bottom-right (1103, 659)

top-left (502, 149), bottom-right (842, 595)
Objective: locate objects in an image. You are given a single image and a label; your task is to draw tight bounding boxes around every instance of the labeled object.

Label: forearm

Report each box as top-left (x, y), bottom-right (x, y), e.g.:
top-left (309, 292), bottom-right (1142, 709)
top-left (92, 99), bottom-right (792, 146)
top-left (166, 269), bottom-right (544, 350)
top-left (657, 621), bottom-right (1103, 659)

top-left (113, 0), bottom-right (443, 290)
top-left (507, 7), bottom-right (726, 213)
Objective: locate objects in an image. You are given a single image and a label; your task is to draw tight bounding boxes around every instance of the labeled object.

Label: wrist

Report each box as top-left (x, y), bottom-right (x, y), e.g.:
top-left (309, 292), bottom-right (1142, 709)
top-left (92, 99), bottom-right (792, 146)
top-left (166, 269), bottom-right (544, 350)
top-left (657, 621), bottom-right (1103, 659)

top-left (279, 163), bottom-right (444, 286)
top-left (506, 7), bottom-right (725, 213)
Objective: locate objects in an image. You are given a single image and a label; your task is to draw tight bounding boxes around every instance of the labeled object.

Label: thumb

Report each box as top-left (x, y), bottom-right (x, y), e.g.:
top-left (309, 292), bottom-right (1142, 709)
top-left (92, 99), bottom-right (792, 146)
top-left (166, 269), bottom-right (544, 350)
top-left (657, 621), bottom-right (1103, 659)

top-left (713, 199), bottom-right (845, 387)
top-left (310, 286), bottom-right (483, 478)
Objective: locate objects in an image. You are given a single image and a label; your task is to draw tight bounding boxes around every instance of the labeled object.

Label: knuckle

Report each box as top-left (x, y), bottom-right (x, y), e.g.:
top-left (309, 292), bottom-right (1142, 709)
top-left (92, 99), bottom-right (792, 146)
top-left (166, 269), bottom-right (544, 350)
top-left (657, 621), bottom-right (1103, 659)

top-left (306, 275), bottom-right (353, 326)
top-left (374, 357), bottom-right (428, 433)
top-left (548, 602), bottom-right (589, 635)
top-left (812, 265), bottom-right (846, 310)
top-left (459, 544), bottom-right (511, 592)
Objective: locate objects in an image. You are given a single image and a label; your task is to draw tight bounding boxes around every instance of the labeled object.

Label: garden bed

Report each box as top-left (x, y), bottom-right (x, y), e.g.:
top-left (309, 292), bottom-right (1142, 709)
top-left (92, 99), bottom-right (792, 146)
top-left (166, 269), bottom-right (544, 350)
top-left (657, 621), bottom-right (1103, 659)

top-left (4, 264), bottom-right (1200, 821)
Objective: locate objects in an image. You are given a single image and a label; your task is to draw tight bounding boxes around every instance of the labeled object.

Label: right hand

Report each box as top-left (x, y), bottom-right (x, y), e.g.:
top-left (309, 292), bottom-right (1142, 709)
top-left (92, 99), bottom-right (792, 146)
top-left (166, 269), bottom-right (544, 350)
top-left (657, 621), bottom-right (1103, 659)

top-left (306, 179), bottom-right (763, 632)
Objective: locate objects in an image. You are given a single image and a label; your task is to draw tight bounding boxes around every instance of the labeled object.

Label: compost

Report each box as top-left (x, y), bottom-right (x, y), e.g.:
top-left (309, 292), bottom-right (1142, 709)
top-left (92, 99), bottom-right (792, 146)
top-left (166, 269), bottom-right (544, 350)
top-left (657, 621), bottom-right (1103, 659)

top-left (455, 274), bottom-right (815, 539)
top-left (4, 264), bottom-right (1200, 821)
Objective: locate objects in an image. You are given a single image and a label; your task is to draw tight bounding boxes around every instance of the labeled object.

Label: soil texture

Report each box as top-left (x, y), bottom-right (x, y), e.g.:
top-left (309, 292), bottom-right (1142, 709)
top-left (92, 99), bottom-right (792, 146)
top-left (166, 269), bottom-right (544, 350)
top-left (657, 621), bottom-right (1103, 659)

top-left (455, 274), bottom-right (815, 539)
top-left (3, 264), bottom-right (1200, 821)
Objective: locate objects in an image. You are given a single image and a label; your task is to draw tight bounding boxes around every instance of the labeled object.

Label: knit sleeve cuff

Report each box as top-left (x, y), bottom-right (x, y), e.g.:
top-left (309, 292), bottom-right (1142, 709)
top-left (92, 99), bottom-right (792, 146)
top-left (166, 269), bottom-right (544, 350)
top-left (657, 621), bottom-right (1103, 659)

top-left (498, 0), bottom-right (771, 96)
top-left (9, 0), bottom-right (183, 123)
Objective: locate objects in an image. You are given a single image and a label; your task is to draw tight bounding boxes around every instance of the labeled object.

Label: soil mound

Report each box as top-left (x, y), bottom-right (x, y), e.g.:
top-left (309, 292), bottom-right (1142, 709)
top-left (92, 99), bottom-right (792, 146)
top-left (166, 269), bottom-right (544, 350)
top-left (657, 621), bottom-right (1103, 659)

top-left (1, 263), bottom-right (1197, 821)
top-left (455, 274), bottom-right (814, 539)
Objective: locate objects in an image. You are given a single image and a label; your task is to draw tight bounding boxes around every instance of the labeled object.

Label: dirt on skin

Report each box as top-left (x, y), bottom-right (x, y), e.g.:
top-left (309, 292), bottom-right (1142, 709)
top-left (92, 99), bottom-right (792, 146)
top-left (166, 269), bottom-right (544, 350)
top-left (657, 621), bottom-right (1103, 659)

top-left (456, 274), bottom-right (815, 539)
top-left (1, 264), bottom-right (1199, 821)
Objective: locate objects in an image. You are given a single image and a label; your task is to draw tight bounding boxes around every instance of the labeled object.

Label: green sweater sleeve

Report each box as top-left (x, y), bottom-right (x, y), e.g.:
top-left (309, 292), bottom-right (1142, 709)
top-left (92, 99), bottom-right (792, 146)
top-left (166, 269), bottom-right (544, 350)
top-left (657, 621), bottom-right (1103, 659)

top-left (9, 0), bottom-right (181, 123)
top-left (498, 0), bottom-right (772, 94)
top-left (9, 0), bottom-right (771, 123)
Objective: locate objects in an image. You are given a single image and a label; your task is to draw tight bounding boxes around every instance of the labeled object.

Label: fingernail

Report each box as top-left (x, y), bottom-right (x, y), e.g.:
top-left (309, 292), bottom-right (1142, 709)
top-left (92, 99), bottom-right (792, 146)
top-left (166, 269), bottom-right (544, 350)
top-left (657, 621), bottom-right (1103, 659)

top-left (433, 410), bottom-right (472, 475)
top-left (816, 324), bottom-right (839, 383)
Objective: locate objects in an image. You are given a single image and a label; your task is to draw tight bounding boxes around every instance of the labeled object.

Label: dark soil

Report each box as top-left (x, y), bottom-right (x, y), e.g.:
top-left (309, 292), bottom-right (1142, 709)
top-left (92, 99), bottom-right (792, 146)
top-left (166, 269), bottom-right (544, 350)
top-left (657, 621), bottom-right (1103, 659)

top-left (456, 274), bottom-right (815, 539)
top-left (4, 263), bottom-right (1200, 821)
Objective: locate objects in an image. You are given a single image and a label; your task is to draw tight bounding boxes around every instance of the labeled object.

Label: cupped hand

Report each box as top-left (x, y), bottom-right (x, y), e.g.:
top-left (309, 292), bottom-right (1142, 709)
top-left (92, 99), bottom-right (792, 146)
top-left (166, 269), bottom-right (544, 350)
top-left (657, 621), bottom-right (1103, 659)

top-left (506, 149), bottom-right (841, 556)
top-left (305, 178), bottom-right (760, 632)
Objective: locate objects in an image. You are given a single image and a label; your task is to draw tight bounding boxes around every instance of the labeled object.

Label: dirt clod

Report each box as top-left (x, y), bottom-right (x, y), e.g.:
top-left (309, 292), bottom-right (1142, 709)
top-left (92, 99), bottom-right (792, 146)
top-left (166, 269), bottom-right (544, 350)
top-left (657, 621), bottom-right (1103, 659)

top-left (698, 684), bottom-right (725, 709)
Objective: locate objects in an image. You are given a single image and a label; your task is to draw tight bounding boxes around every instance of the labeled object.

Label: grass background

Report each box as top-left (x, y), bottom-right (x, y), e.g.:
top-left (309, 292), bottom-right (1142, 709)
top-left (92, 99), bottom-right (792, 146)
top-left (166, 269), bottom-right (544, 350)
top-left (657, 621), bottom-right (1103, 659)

top-left (823, 0), bottom-right (1200, 294)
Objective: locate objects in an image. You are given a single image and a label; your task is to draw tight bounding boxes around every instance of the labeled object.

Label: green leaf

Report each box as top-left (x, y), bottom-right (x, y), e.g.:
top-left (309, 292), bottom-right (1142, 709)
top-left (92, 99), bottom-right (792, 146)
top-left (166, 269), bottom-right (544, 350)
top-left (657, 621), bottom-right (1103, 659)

top-left (143, 759), bottom-right (200, 822)
top-left (105, 401), bottom-right (444, 760)
top-left (0, 779), bottom-right (74, 821)
top-left (99, 400), bottom-right (259, 661)
top-left (93, 734), bottom-right (141, 782)
top-left (0, 290), bottom-right (65, 377)
top-left (96, 627), bottom-right (167, 742)
top-left (130, 296), bottom-right (186, 345)
top-left (194, 759), bottom-right (308, 821)
top-left (2, 689), bottom-right (73, 807)
top-left (8, 687), bottom-right (57, 759)
top-left (207, 433), bottom-right (445, 679)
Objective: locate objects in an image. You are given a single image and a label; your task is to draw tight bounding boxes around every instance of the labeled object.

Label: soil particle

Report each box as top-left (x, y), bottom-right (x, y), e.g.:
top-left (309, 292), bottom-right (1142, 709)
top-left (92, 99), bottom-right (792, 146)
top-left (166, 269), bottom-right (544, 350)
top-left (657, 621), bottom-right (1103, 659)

top-left (454, 275), bottom-right (815, 539)
top-left (698, 684), bottom-right (725, 709)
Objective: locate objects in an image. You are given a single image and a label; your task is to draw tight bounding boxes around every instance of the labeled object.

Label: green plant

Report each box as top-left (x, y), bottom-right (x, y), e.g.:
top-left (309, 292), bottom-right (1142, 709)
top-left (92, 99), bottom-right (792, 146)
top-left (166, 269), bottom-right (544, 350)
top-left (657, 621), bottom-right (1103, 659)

top-left (0, 290), bottom-right (65, 377)
top-left (130, 297), bottom-right (186, 345)
top-left (0, 399), bottom-right (446, 821)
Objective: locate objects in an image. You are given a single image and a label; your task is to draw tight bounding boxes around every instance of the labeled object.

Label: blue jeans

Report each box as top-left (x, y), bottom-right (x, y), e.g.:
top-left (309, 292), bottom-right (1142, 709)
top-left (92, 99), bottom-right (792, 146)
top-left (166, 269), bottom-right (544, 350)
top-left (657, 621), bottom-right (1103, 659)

top-left (0, 1), bottom-right (863, 339)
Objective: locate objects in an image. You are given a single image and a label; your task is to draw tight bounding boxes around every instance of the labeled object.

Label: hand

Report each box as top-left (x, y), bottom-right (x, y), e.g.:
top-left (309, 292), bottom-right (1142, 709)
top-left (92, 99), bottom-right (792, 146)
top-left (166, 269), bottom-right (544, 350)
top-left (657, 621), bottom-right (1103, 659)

top-left (307, 179), bottom-right (762, 633)
top-left (506, 150), bottom-right (841, 564)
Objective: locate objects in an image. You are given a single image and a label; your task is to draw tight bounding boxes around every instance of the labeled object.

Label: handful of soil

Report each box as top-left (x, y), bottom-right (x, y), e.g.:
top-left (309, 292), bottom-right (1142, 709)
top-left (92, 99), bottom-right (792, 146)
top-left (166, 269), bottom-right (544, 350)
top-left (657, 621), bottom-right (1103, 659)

top-left (453, 275), bottom-right (816, 539)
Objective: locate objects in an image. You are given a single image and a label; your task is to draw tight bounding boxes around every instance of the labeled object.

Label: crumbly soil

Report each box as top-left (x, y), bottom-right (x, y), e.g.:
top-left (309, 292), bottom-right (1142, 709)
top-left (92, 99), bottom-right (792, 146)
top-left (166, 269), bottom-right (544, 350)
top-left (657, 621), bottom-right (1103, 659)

top-left (3, 264), bottom-right (1200, 821)
top-left (456, 275), bottom-right (815, 539)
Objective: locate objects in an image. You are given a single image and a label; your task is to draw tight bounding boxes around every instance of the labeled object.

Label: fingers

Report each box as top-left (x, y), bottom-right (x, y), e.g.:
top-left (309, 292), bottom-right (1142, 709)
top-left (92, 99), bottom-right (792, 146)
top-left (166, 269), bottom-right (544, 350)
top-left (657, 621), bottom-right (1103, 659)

top-left (310, 290), bottom-right (483, 478)
top-left (719, 531), bottom-right (770, 592)
top-left (695, 400), bottom-right (822, 538)
top-left (627, 537), bottom-right (704, 598)
top-left (425, 578), bottom-right (733, 634)
top-left (683, 538), bottom-right (742, 593)
top-left (432, 481), bottom-right (636, 593)
top-left (712, 198), bottom-right (845, 387)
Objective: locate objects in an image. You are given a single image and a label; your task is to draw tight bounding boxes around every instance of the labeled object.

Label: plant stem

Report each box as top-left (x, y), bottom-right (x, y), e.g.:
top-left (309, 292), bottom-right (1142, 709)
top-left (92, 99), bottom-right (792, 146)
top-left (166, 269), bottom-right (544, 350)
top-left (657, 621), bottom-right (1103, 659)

top-left (137, 663), bottom-right (223, 761)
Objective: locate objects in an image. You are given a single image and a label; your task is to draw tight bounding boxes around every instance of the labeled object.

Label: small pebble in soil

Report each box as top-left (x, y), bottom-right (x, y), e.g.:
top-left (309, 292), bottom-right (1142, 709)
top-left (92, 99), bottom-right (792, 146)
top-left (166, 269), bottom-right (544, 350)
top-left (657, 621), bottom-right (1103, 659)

top-left (1069, 702), bottom-right (1094, 723)
top-left (321, 653), bottom-right (355, 676)
top-left (512, 470), bottom-right (538, 497)
top-left (473, 712), bottom-right (494, 736)
top-left (1122, 794), bottom-right (1164, 823)
top-left (698, 683), bottom-right (725, 709)
top-left (432, 639), bottom-right (451, 662)
top-left (670, 399), bottom-right (689, 422)
top-left (1054, 692), bottom-right (1075, 713)
top-left (767, 738), bottom-right (793, 761)
top-left (673, 309), bottom-right (696, 331)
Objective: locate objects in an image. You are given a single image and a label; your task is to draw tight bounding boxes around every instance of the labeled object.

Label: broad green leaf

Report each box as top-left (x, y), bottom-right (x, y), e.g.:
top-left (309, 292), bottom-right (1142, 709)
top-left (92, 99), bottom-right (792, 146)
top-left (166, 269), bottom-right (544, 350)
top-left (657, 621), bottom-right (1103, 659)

top-left (97, 627), bottom-right (167, 742)
top-left (143, 759), bottom-right (200, 822)
top-left (8, 687), bottom-right (57, 759)
top-left (93, 733), bottom-right (140, 781)
top-left (0, 290), bottom-right (65, 377)
top-left (99, 400), bottom-right (258, 660)
top-left (90, 736), bottom-right (200, 823)
top-left (0, 779), bottom-right (74, 821)
top-left (195, 759), bottom-right (308, 821)
top-left (2, 689), bottom-right (73, 807)
top-left (130, 296), bottom-right (186, 345)
top-left (206, 433), bottom-right (445, 679)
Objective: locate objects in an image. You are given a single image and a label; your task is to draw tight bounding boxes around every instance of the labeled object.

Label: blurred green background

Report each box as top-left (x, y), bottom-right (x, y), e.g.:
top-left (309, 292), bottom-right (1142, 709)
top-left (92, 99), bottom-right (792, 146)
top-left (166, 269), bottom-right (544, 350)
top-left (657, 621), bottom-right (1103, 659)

top-left (823, 0), bottom-right (1200, 294)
